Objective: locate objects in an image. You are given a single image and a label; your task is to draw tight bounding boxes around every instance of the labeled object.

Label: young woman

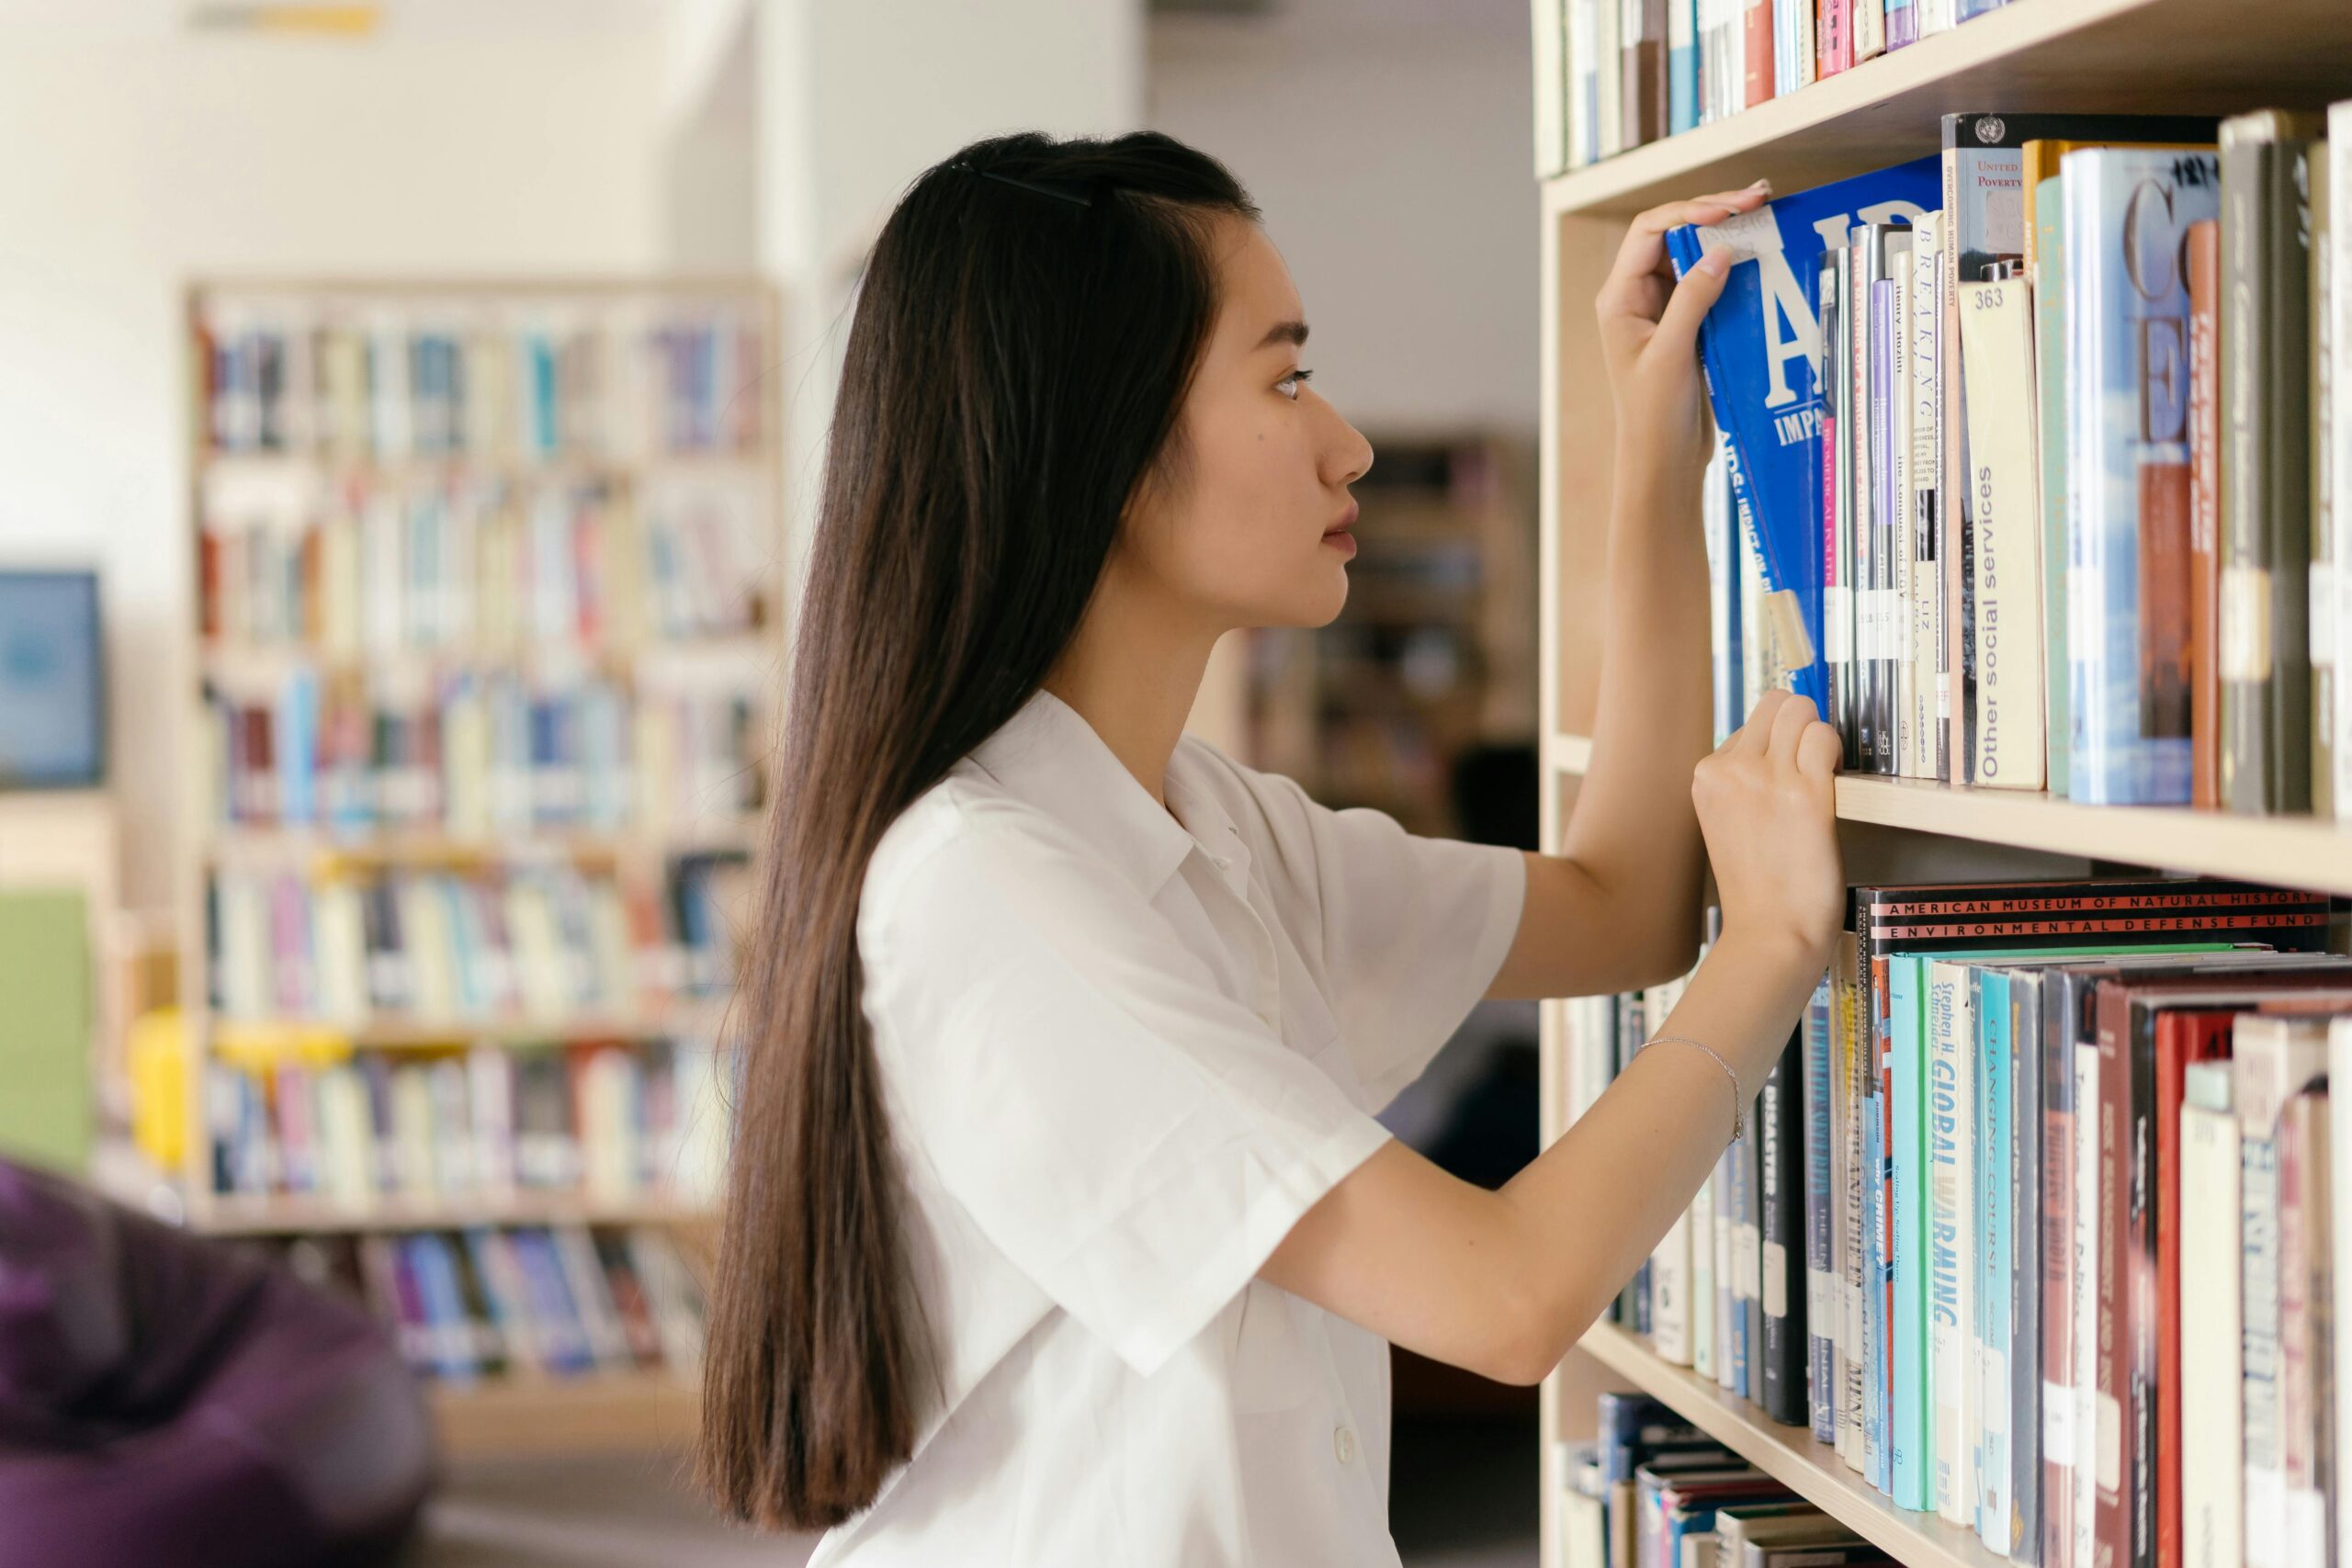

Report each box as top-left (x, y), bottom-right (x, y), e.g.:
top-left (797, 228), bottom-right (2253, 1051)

top-left (703, 130), bottom-right (1843, 1565)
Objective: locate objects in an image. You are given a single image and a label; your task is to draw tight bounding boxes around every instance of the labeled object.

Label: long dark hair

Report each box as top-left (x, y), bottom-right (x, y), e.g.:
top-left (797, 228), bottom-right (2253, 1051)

top-left (700, 131), bottom-right (1261, 1530)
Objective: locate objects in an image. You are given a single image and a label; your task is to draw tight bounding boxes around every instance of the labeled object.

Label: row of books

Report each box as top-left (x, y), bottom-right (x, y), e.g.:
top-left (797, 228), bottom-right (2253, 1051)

top-left (1530, 0), bottom-right (2012, 176)
top-left (1555, 1392), bottom-right (1897, 1568)
top-left (203, 669), bottom-right (762, 836)
top-left (280, 1223), bottom-right (707, 1387)
top-left (206, 854), bottom-right (752, 1023)
top-left (1566, 875), bottom-right (2346, 1567)
top-left (1686, 104), bottom-right (2352, 816)
top-left (200, 304), bottom-right (768, 459)
top-left (208, 1039), bottom-right (729, 1209)
top-left (200, 472), bottom-right (772, 652)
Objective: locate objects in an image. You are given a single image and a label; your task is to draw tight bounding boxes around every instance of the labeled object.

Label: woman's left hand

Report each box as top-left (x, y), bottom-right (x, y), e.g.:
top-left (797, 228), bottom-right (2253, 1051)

top-left (1594, 180), bottom-right (1772, 482)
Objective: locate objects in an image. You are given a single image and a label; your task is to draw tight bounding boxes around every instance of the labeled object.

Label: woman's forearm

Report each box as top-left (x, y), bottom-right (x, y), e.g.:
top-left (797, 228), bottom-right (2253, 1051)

top-left (1556, 438), bottom-right (1715, 972)
top-left (1495, 924), bottom-right (1824, 1373)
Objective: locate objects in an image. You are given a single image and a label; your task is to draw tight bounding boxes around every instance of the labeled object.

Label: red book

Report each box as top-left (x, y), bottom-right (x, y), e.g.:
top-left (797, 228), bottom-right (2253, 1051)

top-left (2187, 219), bottom-right (2223, 809)
top-left (2096, 972), bottom-right (2352, 1568)
top-left (1743, 0), bottom-right (1776, 108)
top-left (1817, 0), bottom-right (1851, 77)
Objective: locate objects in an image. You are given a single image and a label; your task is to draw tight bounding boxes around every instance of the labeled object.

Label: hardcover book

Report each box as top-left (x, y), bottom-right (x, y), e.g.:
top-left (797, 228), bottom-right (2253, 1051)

top-left (2064, 146), bottom-right (2221, 805)
top-left (1956, 275), bottom-right (2047, 788)
top-left (2219, 110), bottom-right (2325, 816)
top-left (1667, 156), bottom-right (1941, 727)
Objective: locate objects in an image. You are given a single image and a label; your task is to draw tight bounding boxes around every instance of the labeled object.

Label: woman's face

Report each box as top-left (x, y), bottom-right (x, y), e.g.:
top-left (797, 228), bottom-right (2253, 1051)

top-left (1120, 214), bottom-right (1374, 632)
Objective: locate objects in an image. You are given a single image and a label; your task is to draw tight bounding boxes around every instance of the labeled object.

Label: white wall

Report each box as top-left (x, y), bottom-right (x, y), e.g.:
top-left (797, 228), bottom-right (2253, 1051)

top-left (1147, 0), bottom-right (1541, 438)
top-left (0, 28), bottom-right (666, 906)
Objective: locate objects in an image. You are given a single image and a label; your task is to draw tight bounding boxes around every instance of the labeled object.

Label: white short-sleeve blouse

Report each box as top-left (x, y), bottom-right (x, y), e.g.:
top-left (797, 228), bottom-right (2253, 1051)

top-left (809, 688), bottom-right (1526, 1566)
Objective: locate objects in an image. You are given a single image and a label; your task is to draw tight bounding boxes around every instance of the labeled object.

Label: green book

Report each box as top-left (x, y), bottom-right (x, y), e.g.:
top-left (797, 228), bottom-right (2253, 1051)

top-left (0, 890), bottom-right (92, 1173)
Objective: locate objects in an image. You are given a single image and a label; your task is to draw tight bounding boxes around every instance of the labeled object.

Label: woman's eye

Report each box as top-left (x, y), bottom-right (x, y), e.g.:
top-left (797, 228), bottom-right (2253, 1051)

top-left (1277, 367), bottom-right (1315, 401)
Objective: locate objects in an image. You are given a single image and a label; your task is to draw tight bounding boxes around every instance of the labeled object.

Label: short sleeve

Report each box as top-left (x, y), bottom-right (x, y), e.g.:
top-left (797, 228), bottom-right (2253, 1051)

top-left (857, 815), bottom-right (1393, 1378)
top-left (1245, 769), bottom-right (1528, 1110)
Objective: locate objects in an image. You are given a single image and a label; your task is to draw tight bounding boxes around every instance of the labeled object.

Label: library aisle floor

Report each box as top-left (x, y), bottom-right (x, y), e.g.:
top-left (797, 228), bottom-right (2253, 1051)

top-left (413, 1415), bottom-right (1538, 1567)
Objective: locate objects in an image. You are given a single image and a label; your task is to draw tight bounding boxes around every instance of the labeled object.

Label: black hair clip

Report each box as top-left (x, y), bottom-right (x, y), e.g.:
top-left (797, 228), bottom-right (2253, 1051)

top-left (951, 160), bottom-right (1096, 209)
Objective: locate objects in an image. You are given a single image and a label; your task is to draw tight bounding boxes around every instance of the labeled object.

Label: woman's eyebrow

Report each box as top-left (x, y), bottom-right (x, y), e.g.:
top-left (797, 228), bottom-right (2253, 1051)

top-left (1254, 320), bottom-right (1309, 351)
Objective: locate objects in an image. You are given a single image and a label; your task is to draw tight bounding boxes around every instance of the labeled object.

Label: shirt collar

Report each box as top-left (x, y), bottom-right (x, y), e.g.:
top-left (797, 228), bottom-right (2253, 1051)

top-left (967, 689), bottom-right (1202, 900)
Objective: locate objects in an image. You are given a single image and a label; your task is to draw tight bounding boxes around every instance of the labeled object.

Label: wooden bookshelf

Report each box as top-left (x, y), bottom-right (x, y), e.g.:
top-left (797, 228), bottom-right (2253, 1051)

top-left (1576, 1325), bottom-right (2010, 1568)
top-left (1543, 0), bottom-right (2352, 219)
top-left (1532, 2), bottom-right (2352, 1560)
top-left (182, 277), bottom-right (781, 1455)
top-left (1549, 731), bottom-right (2352, 893)
top-left (195, 1190), bottom-right (715, 1237)
top-left (431, 1372), bottom-right (700, 1461)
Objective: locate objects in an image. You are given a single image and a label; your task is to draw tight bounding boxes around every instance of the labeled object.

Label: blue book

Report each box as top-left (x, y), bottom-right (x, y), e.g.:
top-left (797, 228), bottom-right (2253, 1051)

top-left (2063, 148), bottom-right (2219, 804)
top-left (508, 1227), bottom-right (594, 1374)
top-left (1862, 1096), bottom-right (1885, 1492)
top-left (1884, 0), bottom-right (1917, 48)
top-left (1668, 157), bottom-right (1942, 720)
top-left (403, 1233), bottom-right (480, 1383)
top-left (1803, 976), bottom-right (1838, 1443)
top-left (277, 666), bottom-right (318, 826)
top-left (1956, 0), bottom-right (2005, 15)
top-left (1597, 1392), bottom-right (1711, 1481)
top-left (1977, 968), bottom-right (2014, 1548)
top-left (1890, 956), bottom-right (1928, 1510)
top-left (1669, 0), bottom-right (1699, 136)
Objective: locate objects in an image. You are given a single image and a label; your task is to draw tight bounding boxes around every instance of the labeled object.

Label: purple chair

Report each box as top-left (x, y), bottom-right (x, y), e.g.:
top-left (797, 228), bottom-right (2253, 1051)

top-left (0, 1160), bottom-right (435, 1568)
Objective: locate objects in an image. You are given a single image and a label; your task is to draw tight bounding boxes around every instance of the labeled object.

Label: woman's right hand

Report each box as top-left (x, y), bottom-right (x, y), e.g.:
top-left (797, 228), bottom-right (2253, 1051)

top-left (1692, 689), bottom-right (1844, 975)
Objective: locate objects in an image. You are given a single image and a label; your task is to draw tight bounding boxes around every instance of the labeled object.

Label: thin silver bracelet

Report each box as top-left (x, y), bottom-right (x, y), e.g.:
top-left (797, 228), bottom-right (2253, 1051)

top-left (1641, 1034), bottom-right (1745, 1142)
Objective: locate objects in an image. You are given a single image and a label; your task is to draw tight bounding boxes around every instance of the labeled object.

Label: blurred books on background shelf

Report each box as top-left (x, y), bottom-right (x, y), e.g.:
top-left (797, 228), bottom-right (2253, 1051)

top-left (175, 280), bottom-right (775, 1432)
top-left (1246, 435), bottom-right (1535, 837)
top-left (207, 1036), bottom-right (728, 1216)
top-left (274, 1222), bottom-right (707, 1390)
top-left (1647, 103), bottom-right (2352, 823)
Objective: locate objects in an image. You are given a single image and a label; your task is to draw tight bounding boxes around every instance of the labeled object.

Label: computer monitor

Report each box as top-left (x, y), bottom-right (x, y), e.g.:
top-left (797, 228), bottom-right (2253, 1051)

top-left (0, 570), bottom-right (105, 789)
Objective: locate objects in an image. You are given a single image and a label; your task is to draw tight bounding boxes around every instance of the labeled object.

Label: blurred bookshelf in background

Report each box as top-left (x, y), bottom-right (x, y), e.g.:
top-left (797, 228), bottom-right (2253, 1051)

top-left (1248, 433), bottom-right (1538, 838)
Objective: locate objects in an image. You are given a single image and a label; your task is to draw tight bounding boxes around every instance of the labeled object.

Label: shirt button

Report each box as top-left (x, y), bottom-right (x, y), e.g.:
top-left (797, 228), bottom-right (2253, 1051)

top-left (1334, 1426), bottom-right (1357, 1465)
